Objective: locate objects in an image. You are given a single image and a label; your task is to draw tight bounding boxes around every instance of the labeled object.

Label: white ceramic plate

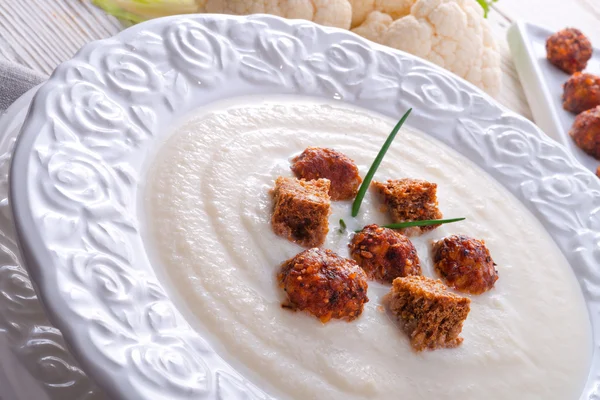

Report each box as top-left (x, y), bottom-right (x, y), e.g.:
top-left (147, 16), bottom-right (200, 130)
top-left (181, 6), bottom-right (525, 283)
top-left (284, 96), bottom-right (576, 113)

top-left (507, 21), bottom-right (600, 172)
top-left (9, 14), bottom-right (600, 400)
top-left (0, 87), bottom-right (104, 400)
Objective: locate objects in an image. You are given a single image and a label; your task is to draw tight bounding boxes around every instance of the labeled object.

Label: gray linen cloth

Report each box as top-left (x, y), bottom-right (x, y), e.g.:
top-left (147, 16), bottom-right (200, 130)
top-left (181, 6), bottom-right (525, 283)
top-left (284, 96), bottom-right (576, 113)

top-left (0, 60), bottom-right (49, 400)
top-left (0, 60), bottom-right (47, 112)
top-left (0, 61), bottom-right (49, 400)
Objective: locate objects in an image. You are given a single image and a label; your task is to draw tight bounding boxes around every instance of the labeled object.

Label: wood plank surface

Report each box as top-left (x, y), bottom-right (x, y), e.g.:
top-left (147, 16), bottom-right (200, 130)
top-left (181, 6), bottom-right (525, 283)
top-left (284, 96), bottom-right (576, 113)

top-left (495, 0), bottom-right (600, 40)
top-left (0, 0), bottom-right (598, 120)
top-left (0, 0), bottom-right (120, 74)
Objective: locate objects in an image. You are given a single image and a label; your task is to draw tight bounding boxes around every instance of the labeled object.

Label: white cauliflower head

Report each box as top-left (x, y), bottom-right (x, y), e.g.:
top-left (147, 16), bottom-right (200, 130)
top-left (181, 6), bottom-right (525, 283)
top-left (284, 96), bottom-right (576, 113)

top-left (204, 0), bottom-right (353, 29)
top-left (349, 0), bottom-right (415, 28)
top-left (351, 11), bottom-right (393, 42)
top-left (352, 0), bottom-right (501, 96)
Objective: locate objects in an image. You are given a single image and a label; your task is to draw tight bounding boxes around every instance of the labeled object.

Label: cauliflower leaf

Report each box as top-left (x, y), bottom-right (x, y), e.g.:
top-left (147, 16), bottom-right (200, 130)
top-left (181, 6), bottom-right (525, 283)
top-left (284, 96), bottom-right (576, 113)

top-left (475, 0), bottom-right (497, 18)
top-left (92, 0), bottom-right (202, 23)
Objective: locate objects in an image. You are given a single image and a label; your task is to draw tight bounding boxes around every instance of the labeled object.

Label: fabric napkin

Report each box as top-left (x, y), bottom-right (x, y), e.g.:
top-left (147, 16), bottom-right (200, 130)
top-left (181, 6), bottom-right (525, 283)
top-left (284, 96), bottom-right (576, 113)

top-left (0, 60), bottom-right (47, 113)
top-left (0, 61), bottom-right (52, 400)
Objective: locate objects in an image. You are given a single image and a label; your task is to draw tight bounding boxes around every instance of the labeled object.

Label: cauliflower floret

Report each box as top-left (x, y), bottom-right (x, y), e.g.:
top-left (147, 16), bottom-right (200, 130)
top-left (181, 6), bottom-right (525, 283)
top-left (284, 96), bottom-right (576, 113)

top-left (353, 0), bottom-right (501, 96)
top-left (351, 11), bottom-right (393, 43)
top-left (349, 0), bottom-right (415, 28)
top-left (204, 0), bottom-right (352, 29)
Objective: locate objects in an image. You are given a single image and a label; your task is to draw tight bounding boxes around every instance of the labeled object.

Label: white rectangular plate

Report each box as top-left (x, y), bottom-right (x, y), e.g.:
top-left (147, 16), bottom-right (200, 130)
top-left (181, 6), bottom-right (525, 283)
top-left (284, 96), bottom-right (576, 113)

top-left (507, 21), bottom-right (600, 172)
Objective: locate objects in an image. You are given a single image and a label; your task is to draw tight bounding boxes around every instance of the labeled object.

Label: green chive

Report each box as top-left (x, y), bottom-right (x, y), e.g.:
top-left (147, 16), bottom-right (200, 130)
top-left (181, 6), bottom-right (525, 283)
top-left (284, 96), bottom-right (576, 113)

top-left (383, 217), bottom-right (466, 230)
top-left (351, 108), bottom-right (412, 217)
top-left (354, 218), bottom-right (466, 232)
top-left (338, 218), bottom-right (347, 233)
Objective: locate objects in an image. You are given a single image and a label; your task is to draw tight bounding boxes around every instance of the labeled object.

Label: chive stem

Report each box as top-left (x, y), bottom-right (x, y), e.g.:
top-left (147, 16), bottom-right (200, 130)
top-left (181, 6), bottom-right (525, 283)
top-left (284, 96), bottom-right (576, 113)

top-left (351, 109), bottom-right (412, 217)
top-left (383, 217), bottom-right (465, 229)
top-left (354, 217), bottom-right (466, 232)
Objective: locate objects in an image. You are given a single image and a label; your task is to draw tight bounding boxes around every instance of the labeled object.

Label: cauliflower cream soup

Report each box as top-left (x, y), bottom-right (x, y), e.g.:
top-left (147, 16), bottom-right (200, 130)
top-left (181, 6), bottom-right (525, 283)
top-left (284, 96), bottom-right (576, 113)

top-left (145, 97), bottom-right (591, 400)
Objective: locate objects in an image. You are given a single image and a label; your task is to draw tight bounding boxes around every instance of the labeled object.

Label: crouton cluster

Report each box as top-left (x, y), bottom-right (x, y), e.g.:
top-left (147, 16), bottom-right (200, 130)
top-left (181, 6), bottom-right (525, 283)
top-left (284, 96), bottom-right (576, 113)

top-left (544, 28), bottom-right (600, 164)
top-left (269, 145), bottom-right (498, 351)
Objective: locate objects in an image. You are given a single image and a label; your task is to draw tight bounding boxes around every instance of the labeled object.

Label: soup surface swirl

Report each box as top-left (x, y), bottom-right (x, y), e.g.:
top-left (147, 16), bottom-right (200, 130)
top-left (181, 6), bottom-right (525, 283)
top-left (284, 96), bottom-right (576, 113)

top-left (146, 97), bottom-right (591, 400)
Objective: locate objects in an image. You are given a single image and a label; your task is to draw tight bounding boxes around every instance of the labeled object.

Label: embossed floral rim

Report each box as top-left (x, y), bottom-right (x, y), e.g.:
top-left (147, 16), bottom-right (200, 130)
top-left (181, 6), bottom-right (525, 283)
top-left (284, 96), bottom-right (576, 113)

top-left (0, 85), bottom-right (104, 400)
top-left (9, 13), bottom-right (600, 400)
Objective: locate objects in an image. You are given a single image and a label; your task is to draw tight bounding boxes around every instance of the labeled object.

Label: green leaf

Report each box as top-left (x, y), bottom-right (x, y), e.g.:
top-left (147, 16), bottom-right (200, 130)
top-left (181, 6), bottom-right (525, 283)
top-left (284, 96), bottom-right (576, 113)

top-left (351, 108), bottom-right (412, 217)
top-left (476, 0), bottom-right (498, 18)
top-left (92, 0), bottom-right (200, 24)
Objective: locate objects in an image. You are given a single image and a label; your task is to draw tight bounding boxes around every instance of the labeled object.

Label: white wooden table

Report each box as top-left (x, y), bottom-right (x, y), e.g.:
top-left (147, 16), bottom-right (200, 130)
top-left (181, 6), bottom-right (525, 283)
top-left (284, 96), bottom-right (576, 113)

top-left (0, 0), bottom-right (599, 122)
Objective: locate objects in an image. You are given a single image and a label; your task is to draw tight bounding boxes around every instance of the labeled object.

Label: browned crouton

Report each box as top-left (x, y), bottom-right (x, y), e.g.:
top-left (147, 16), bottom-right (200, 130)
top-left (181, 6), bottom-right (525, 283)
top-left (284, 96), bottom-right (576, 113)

top-left (291, 147), bottom-right (362, 201)
top-left (388, 276), bottom-right (470, 351)
top-left (278, 248), bottom-right (369, 323)
top-left (349, 224), bottom-right (421, 284)
top-left (546, 28), bottom-right (592, 74)
top-left (271, 177), bottom-right (331, 247)
top-left (433, 235), bottom-right (498, 295)
top-left (372, 179), bottom-right (442, 235)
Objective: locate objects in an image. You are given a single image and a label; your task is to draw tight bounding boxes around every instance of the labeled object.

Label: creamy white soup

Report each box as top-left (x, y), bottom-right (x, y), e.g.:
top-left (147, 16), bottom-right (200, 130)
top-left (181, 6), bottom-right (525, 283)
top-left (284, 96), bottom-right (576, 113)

top-left (145, 97), bottom-right (591, 400)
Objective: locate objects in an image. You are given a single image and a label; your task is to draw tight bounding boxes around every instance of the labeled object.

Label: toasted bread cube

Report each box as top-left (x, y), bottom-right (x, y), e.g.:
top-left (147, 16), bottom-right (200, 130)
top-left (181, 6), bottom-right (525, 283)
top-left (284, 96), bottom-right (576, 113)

top-left (278, 248), bottom-right (369, 323)
top-left (271, 177), bottom-right (331, 247)
top-left (546, 28), bottom-right (592, 74)
top-left (372, 179), bottom-right (442, 235)
top-left (291, 147), bottom-right (362, 201)
top-left (388, 276), bottom-right (470, 351)
top-left (350, 224), bottom-right (421, 284)
top-left (433, 235), bottom-right (498, 295)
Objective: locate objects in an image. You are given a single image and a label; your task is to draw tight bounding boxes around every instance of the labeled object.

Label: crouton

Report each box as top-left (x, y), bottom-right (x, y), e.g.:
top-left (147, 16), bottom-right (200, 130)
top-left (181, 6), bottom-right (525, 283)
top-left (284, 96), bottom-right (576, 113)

top-left (433, 235), bottom-right (498, 295)
top-left (291, 147), bottom-right (362, 201)
top-left (388, 276), bottom-right (470, 351)
top-left (372, 179), bottom-right (442, 235)
top-left (350, 224), bottom-right (421, 284)
top-left (271, 177), bottom-right (331, 247)
top-left (278, 248), bottom-right (369, 323)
